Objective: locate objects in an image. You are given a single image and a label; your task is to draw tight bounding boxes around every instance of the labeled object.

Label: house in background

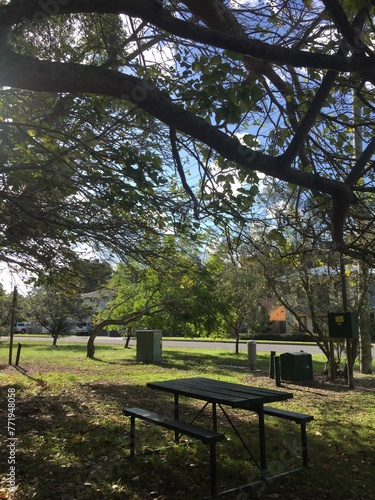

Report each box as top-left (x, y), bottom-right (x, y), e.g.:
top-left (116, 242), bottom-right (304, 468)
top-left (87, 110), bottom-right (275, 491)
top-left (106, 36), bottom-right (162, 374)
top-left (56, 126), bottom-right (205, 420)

top-left (262, 265), bottom-right (375, 338)
top-left (82, 289), bottom-right (115, 310)
top-left (82, 289), bottom-right (117, 336)
top-left (261, 300), bottom-right (323, 335)
top-left (261, 299), bottom-right (287, 334)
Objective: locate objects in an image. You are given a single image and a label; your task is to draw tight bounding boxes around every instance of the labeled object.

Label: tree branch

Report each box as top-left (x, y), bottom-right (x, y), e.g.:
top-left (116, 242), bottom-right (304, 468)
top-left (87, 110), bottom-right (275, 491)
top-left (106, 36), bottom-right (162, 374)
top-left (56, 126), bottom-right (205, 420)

top-left (0, 49), bottom-right (357, 204)
top-left (1, 0), bottom-right (374, 74)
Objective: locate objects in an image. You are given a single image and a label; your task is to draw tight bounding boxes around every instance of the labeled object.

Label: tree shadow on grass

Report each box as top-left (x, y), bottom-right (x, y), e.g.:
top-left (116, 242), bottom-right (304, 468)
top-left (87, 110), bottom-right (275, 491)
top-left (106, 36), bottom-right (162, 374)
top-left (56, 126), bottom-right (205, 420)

top-left (272, 374), bottom-right (375, 394)
top-left (2, 363), bottom-right (375, 500)
top-left (32, 343), bottom-right (121, 353)
top-left (13, 365), bottom-right (48, 387)
top-left (0, 380), bottom-right (224, 499)
top-left (90, 356), bottom-right (139, 366)
top-left (161, 350), bottom-right (271, 371)
top-left (88, 350), bottom-right (271, 373)
top-left (0, 391), bottom-right (135, 499)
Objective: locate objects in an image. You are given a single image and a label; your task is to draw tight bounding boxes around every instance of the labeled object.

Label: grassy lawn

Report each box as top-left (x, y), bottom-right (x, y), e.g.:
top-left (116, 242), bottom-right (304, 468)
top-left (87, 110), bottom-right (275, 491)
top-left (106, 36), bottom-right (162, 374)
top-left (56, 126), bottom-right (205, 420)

top-left (0, 341), bottom-right (374, 500)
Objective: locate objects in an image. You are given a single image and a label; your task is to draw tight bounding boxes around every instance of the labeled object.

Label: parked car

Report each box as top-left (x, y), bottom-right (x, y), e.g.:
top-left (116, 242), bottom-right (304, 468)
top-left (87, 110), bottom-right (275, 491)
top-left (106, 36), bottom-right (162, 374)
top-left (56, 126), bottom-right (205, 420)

top-left (13, 322), bottom-right (33, 333)
top-left (73, 322), bottom-right (92, 335)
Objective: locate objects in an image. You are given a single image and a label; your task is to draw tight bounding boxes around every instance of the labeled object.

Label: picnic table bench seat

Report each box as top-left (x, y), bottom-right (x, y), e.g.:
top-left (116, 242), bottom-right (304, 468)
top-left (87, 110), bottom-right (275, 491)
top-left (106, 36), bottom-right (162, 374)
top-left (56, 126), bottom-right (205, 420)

top-left (123, 406), bottom-right (225, 497)
top-left (263, 406), bottom-right (314, 467)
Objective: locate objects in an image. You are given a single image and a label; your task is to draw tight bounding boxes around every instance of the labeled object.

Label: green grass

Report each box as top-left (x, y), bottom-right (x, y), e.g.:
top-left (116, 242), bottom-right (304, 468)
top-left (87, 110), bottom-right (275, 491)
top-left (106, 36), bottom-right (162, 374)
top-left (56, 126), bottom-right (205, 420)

top-left (0, 341), bottom-right (374, 499)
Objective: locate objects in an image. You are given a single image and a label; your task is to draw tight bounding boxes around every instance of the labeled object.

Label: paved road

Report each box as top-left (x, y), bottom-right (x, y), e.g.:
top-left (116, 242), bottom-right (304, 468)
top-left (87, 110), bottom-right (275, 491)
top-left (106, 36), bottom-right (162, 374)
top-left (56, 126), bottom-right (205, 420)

top-left (11, 335), bottom-right (333, 355)
top-left (11, 335), bottom-right (375, 356)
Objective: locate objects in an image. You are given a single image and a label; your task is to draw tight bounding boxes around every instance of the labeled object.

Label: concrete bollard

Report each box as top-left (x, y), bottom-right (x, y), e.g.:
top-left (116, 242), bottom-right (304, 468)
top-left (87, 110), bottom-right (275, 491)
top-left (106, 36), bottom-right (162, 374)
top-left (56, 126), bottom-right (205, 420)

top-left (247, 340), bottom-right (257, 370)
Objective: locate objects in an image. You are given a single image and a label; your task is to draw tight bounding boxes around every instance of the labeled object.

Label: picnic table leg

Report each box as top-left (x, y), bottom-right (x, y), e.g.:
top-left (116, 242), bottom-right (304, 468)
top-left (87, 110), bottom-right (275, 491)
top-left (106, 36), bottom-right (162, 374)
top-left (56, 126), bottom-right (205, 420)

top-left (301, 422), bottom-right (309, 467)
top-left (212, 402), bottom-right (217, 432)
top-left (210, 442), bottom-right (218, 497)
top-left (174, 394), bottom-right (179, 443)
top-left (258, 406), bottom-right (267, 479)
top-left (129, 415), bottom-right (136, 456)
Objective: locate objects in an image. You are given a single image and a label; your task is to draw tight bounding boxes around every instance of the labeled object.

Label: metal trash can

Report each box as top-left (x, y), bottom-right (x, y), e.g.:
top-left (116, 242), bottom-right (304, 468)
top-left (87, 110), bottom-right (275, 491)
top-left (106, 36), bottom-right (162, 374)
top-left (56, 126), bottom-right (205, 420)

top-left (280, 351), bottom-right (313, 381)
top-left (136, 329), bottom-right (162, 363)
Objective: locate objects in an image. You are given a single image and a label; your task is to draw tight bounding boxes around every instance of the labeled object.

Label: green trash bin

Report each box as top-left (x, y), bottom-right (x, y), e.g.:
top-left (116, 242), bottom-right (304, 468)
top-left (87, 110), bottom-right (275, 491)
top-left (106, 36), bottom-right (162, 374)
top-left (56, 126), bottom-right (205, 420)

top-left (136, 329), bottom-right (162, 363)
top-left (280, 351), bottom-right (313, 382)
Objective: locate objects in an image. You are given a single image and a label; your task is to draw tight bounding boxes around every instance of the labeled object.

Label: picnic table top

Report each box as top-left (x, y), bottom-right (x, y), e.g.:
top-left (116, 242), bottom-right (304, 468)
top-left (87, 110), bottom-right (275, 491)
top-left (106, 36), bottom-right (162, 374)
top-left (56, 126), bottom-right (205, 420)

top-left (147, 376), bottom-right (293, 409)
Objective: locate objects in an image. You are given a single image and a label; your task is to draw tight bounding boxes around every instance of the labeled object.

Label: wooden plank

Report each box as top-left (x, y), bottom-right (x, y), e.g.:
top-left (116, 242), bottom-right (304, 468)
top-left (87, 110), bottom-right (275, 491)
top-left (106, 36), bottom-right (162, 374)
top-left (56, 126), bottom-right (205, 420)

top-left (147, 377), bottom-right (293, 407)
top-left (147, 380), bottom-right (263, 407)
top-left (191, 377), bottom-right (293, 399)
top-left (263, 407), bottom-right (314, 423)
top-left (123, 407), bottom-right (225, 443)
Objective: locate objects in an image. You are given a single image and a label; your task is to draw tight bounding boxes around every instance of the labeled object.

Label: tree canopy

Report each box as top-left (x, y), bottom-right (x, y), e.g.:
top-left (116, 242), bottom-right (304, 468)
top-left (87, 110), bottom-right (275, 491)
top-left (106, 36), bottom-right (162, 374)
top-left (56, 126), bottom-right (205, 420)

top-left (2, 0), bottom-right (375, 272)
top-left (102, 243), bottom-right (221, 334)
top-left (26, 284), bottom-right (94, 345)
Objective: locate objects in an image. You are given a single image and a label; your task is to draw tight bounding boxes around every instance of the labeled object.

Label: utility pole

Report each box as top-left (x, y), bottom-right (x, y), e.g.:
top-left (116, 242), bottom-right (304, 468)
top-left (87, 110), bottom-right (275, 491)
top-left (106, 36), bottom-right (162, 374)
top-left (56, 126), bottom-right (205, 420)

top-left (8, 286), bottom-right (17, 365)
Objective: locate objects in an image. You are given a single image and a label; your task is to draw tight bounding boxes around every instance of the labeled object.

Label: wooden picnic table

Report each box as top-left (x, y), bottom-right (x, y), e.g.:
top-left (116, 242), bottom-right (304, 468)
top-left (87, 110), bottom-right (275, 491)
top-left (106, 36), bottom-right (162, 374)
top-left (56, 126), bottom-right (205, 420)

top-left (147, 376), bottom-right (293, 478)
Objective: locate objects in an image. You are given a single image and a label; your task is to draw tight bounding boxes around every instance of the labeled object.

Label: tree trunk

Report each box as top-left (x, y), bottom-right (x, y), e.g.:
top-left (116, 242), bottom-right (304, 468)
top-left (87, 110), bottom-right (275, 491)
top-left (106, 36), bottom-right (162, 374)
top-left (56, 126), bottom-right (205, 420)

top-left (359, 305), bottom-right (373, 374)
top-left (124, 328), bottom-right (132, 348)
top-left (85, 307), bottom-right (164, 358)
top-left (361, 328), bottom-right (373, 374)
top-left (52, 333), bottom-right (58, 346)
top-left (87, 321), bottom-right (114, 358)
top-left (87, 329), bottom-right (98, 358)
top-left (357, 263), bottom-right (373, 374)
top-left (235, 332), bottom-right (239, 355)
